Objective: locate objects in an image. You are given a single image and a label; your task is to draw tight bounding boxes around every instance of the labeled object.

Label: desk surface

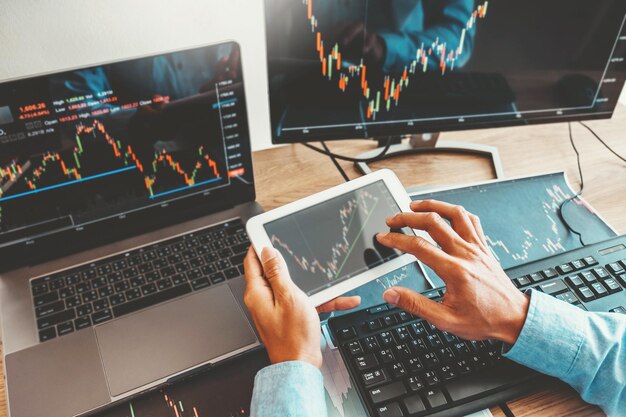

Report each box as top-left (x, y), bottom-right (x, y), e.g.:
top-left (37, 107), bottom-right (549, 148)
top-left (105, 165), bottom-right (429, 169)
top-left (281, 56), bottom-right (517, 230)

top-left (2, 106), bottom-right (625, 416)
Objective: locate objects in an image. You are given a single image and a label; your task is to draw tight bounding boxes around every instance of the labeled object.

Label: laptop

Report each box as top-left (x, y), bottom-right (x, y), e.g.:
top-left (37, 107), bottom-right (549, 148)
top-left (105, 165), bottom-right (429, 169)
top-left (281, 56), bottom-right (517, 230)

top-left (0, 41), bottom-right (264, 417)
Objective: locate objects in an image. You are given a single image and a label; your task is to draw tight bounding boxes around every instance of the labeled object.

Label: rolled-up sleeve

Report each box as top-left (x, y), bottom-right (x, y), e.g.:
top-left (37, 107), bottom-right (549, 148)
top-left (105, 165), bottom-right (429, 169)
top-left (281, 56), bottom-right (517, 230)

top-left (504, 289), bottom-right (626, 416)
top-left (250, 361), bottom-right (327, 417)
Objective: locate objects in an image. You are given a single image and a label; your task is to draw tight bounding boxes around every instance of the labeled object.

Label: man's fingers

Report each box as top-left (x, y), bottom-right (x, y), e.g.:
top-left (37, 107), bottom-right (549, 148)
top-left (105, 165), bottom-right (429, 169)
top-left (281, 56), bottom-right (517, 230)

top-left (260, 247), bottom-right (295, 297)
top-left (383, 287), bottom-right (455, 329)
top-left (243, 247), bottom-right (272, 304)
top-left (316, 296), bottom-right (362, 313)
top-left (410, 200), bottom-right (482, 245)
top-left (376, 232), bottom-right (454, 278)
top-left (386, 212), bottom-right (462, 253)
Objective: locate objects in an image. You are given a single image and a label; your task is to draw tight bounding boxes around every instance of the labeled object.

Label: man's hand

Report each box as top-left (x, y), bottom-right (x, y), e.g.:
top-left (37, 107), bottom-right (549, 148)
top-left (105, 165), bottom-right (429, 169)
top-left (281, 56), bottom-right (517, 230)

top-left (244, 247), bottom-right (361, 368)
top-left (377, 200), bottom-right (530, 345)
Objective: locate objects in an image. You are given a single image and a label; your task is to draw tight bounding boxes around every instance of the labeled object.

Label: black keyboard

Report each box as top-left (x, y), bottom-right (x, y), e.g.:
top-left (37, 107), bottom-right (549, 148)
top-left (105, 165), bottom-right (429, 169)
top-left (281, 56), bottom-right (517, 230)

top-left (31, 218), bottom-right (250, 343)
top-left (329, 235), bottom-right (626, 417)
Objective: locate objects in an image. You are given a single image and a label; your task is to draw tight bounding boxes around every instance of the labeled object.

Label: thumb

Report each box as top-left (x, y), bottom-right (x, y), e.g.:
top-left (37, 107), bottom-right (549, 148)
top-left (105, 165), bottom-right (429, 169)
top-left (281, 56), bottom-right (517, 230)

top-left (383, 287), bottom-right (452, 327)
top-left (260, 247), bottom-right (294, 296)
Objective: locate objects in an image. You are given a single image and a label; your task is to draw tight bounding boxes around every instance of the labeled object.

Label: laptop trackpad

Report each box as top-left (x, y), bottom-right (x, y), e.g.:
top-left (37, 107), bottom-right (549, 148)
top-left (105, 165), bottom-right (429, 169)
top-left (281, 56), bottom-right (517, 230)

top-left (95, 285), bottom-right (257, 396)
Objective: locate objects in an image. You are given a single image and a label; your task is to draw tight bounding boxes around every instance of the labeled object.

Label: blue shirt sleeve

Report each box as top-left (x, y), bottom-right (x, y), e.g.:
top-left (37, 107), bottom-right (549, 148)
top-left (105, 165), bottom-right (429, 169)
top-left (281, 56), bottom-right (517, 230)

top-left (250, 361), bottom-right (327, 417)
top-left (504, 289), bottom-right (626, 416)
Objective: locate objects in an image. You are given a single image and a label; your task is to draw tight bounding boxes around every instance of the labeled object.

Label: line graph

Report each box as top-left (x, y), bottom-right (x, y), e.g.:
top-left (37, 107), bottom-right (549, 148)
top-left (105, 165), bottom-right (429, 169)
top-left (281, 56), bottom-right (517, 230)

top-left (304, 0), bottom-right (489, 120)
top-left (265, 181), bottom-right (403, 295)
top-left (413, 173), bottom-right (616, 271)
top-left (0, 120), bottom-right (225, 202)
top-left (270, 190), bottom-right (379, 280)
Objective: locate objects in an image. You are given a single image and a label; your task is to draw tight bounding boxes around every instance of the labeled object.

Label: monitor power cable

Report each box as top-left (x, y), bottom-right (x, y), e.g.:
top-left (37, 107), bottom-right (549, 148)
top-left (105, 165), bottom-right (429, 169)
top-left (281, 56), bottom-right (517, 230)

top-left (578, 121), bottom-right (626, 163)
top-left (321, 141), bottom-right (350, 182)
top-left (303, 136), bottom-right (394, 163)
top-left (558, 122), bottom-right (586, 246)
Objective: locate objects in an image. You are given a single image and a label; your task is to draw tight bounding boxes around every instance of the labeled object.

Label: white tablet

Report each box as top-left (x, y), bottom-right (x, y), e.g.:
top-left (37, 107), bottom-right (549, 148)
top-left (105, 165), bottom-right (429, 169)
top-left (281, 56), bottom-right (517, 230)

top-left (246, 169), bottom-right (419, 306)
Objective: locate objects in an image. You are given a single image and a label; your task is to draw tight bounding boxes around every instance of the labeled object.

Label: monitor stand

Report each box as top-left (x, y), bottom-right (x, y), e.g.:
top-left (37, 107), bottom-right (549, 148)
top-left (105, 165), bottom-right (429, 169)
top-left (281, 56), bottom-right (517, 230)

top-left (354, 133), bottom-right (505, 179)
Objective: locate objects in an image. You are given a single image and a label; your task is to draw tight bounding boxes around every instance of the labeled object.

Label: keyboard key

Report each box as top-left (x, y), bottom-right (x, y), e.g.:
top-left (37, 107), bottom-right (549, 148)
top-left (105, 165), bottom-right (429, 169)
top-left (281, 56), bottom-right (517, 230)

top-left (447, 367), bottom-right (520, 402)
top-left (424, 388), bottom-right (447, 408)
top-left (423, 370), bottom-right (440, 386)
top-left (571, 259), bottom-right (585, 270)
top-left (76, 304), bottom-right (93, 317)
top-left (609, 306), bottom-right (626, 314)
top-left (528, 272), bottom-right (543, 283)
top-left (398, 311), bottom-right (412, 322)
top-left (541, 268), bottom-right (558, 279)
top-left (367, 319), bottom-right (382, 331)
top-left (109, 293), bottom-right (126, 306)
top-left (363, 336), bottom-right (380, 351)
top-left (375, 402), bottom-right (403, 417)
top-left (125, 288), bottom-right (142, 301)
top-left (438, 364), bottom-right (457, 380)
top-left (392, 344), bottom-right (411, 359)
top-left (93, 299), bottom-right (110, 311)
top-left (555, 291), bottom-right (579, 304)
top-left (157, 278), bottom-right (173, 290)
top-left (406, 376), bottom-right (424, 392)
top-left (583, 256), bottom-right (598, 266)
top-left (98, 286), bottom-right (114, 298)
top-left (57, 321), bottom-right (74, 336)
top-left (556, 263), bottom-right (574, 274)
top-left (82, 290), bottom-right (98, 304)
top-left (403, 394), bottom-right (427, 414)
top-left (229, 253), bottom-right (246, 267)
top-left (107, 271), bottom-right (124, 284)
top-left (113, 284), bottom-right (192, 318)
top-left (91, 309), bottom-right (113, 324)
top-left (368, 305), bottom-right (388, 314)
top-left (607, 262), bottom-right (625, 275)
top-left (173, 274), bottom-right (189, 285)
top-left (369, 381), bottom-right (406, 404)
top-left (603, 278), bottom-right (622, 293)
top-left (426, 334), bottom-right (443, 349)
top-left (591, 282), bottom-right (609, 297)
top-left (592, 267), bottom-right (610, 279)
top-left (59, 287), bottom-right (76, 299)
top-left (577, 286), bottom-right (595, 302)
top-left (37, 309), bottom-right (76, 330)
top-left (39, 327), bottom-right (57, 342)
top-left (74, 316), bottom-right (91, 330)
top-left (209, 272), bottom-right (226, 284)
top-left (514, 276), bottom-right (531, 287)
top-left (34, 291), bottom-right (59, 307)
top-left (339, 327), bottom-right (357, 340)
top-left (410, 322), bottom-right (426, 337)
top-left (224, 267), bottom-right (240, 279)
top-left (394, 327), bottom-right (411, 342)
top-left (390, 362), bottom-right (406, 378)
top-left (566, 275), bottom-right (585, 287)
top-left (378, 331), bottom-right (395, 346)
top-left (405, 356), bottom-right (423, 373)
top-left (347, 341), bottom-right (363, 355)
top-left (379, 348), bottom-right (395, 364)
top-left (538, 280), bottom-right (568, 295)
top-left (618, 274), bottom-right (626, 288)
top-left (382, 315), bottom-right (397, 326)
top-left (355, 354), bottom-right (378, 371)
top-left (454, 359), bottom-right (472, 374)
top-left (35, 300), bottom-right (65, 318)
top-left (362, 369), bottom-right (387, 387)
top-left (49, 278), bottom-right (65, 290)
top-left (65, 296), bottom-right (81, 309)
top-left (76, 282), bottom-right (92, 293)
top-left (191, 277), bottom-right (211, 290)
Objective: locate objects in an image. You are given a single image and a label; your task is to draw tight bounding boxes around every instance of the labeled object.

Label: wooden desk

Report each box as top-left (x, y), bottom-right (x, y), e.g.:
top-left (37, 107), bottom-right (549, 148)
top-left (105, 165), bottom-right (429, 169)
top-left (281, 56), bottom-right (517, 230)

top-left (1, 106), bottom-right (625, 416)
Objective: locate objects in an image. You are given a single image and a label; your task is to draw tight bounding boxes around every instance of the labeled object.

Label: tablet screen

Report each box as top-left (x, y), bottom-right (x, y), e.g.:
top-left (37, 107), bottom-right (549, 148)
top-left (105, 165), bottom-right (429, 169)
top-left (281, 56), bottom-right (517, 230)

top-left (264, 180), bottom-right (411, 295)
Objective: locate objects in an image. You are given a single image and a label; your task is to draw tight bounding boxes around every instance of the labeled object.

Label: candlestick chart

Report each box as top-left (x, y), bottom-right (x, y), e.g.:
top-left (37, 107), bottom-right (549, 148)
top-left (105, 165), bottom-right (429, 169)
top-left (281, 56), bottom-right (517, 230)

top-left (265, 181), bottom-right (405, 295)
top-left (305, 0), bottom-right (489, 120)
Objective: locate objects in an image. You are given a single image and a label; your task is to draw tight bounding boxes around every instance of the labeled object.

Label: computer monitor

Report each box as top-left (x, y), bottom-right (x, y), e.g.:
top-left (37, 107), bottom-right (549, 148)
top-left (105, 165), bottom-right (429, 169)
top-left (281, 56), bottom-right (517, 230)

top-left (0, 42), bottom-right (254, 265)
top-left (264, 0), bottom-right (626, 145)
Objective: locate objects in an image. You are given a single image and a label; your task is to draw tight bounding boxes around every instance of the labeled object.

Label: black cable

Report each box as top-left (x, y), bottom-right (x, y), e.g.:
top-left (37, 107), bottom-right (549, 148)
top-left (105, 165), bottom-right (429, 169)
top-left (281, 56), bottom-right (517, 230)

top-left (302, 136), bottom-right (394, 163)
top-left (322, 141), bottom-right (350, 182)
top-left (579, 121), bottom-right (626, 163)
top-left (499, 403), bottom-right (516, 417)
top-left (558, 122), bottom-right (586, 246)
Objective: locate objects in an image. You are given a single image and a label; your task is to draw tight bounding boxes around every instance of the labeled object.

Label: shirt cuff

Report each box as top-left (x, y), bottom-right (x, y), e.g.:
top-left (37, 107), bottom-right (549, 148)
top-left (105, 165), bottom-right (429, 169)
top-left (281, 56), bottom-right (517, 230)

top-left (378, 32), bottom-right (404, 72)
top-left (503, 289), bottom-right (585, 380)
top-left (251, 361), bottom-right (326, 417)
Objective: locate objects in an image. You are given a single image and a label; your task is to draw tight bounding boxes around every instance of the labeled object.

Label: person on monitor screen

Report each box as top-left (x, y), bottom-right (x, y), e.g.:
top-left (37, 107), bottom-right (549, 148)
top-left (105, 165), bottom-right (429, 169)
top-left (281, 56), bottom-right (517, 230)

top-left (243, 200), bottom-right (625, 416)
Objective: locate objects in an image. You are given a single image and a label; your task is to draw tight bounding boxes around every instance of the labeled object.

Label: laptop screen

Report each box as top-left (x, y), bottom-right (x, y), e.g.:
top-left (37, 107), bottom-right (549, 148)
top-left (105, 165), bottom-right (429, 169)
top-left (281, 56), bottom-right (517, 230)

top-left (0, 42), bottom-right (254, 254)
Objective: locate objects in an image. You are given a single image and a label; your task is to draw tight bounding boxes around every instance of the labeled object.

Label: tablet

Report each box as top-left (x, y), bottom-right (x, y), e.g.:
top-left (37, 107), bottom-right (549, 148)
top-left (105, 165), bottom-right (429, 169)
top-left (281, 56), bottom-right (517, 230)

top-left (246, 169), bottom-right (419, 306)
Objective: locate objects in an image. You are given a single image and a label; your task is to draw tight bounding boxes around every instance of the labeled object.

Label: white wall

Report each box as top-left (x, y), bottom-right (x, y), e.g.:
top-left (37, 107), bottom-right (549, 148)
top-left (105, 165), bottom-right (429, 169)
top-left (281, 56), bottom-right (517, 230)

top-left (0, 0), bottom-right (274, 151)
top-left (621, 86), bottom-right (626, 106)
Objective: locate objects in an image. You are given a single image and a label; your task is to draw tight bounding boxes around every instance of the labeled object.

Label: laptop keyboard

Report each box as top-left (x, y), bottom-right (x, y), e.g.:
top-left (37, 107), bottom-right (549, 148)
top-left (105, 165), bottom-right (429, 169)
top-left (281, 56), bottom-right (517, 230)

top-left (31, 218), bottom-right (250, 343)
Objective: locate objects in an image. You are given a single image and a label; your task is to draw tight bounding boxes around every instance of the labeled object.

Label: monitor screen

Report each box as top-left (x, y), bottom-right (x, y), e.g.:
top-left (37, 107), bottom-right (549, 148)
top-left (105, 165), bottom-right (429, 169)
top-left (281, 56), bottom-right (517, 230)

top-left (265, 0), bottom-right (626, 142)
top-left (263, 180), bottom-right (411, 295)
top-left (0, 42), bottom-right (254, 251)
